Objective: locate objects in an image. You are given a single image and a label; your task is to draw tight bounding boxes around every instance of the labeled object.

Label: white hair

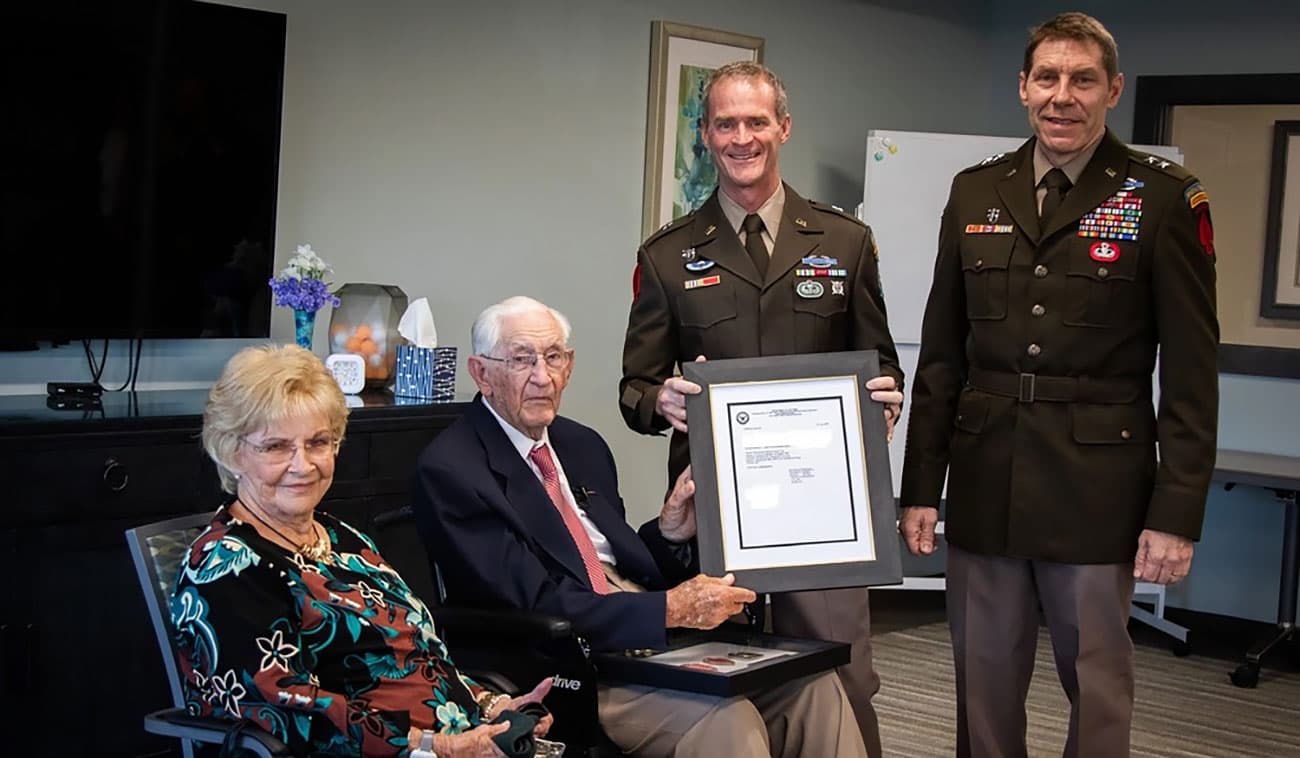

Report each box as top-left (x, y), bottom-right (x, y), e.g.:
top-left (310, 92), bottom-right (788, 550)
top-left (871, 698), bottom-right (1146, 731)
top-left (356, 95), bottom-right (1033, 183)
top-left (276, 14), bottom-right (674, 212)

top-left (471, 296), bottom-right (572, 356)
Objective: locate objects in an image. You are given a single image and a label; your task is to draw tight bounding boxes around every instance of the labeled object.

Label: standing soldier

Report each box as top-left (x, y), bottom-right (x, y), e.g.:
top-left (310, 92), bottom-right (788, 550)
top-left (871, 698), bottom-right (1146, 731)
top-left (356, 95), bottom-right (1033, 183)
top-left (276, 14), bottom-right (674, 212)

top-left (900, 12), bottom-right (1219, 757)
top-left (620, 61), bottom-right (903, 756)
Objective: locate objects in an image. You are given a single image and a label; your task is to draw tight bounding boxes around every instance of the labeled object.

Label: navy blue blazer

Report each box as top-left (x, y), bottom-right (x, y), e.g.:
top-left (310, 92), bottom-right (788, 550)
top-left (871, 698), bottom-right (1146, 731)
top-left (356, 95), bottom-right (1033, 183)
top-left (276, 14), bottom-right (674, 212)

top-left (412, 399), bottom-right (684, 651)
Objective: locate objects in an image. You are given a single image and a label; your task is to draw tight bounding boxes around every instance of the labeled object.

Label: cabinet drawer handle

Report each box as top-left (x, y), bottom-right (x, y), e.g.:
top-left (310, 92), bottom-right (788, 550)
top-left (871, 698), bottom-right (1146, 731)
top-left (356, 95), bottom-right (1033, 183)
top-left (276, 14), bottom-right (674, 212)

top-left (103, 457), bottom-right (129, 492)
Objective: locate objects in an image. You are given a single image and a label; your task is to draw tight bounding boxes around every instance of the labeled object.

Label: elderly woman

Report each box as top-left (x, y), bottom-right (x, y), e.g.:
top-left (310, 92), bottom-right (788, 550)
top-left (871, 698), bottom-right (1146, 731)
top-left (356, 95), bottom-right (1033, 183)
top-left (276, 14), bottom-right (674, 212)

top-left (171, 344), bottom-right (551, 757)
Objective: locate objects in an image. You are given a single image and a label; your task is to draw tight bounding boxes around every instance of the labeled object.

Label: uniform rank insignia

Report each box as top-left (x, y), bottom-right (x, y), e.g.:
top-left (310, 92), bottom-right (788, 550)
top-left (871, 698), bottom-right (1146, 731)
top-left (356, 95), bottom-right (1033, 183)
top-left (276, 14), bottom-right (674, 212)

top-left (965, 224), bottom-right (1014, 234)
top-left (684, 275), bottom-right (721, 290)
top-left (1078, 189), bottom-right (1142, 241)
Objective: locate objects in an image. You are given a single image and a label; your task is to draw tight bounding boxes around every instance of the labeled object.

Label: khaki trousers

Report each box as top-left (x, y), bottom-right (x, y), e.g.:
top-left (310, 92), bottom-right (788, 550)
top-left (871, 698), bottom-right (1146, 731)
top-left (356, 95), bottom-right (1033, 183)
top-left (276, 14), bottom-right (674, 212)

top-left (598, 671), bottom-right (868, 758)
top-left (947, 545), bottom-right (1137, 758)
top-left (597, 564), bottom-right (869, 757)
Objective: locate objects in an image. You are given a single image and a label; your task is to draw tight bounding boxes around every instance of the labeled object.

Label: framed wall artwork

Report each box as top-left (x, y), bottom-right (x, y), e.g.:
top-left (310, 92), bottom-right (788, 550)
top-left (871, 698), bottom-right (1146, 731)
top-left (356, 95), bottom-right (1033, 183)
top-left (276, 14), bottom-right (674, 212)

top-left (1262, 120), bottom-right (1300, 321)
top-left (640, 21), bottom-right (764, 239)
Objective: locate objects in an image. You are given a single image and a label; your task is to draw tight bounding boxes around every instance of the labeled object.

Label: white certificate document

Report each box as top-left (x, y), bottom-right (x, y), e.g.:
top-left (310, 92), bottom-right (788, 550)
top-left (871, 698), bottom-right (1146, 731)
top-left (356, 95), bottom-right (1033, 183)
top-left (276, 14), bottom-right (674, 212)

top-left (707, 375), bottom-right (876, 571)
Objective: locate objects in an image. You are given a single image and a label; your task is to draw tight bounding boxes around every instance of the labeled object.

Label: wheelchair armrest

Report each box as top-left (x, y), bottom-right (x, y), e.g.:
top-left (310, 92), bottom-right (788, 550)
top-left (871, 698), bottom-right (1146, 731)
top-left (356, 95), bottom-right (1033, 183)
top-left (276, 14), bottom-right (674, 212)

top-left (144, 708), bottom-right (289, 757)
top-left (435, 605), bottom-right (573, 640)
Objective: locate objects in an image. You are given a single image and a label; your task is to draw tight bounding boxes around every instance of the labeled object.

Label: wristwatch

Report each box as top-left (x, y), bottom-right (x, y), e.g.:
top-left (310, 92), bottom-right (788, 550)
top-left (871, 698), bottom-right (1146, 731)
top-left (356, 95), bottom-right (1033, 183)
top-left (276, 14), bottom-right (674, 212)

top-left (410, 728), bottom-right (438, 758)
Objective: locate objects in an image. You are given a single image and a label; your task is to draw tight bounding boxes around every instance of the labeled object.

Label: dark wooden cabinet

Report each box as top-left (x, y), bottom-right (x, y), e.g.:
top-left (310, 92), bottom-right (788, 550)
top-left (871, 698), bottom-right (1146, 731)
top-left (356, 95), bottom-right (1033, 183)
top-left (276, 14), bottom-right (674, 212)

top-left (0, 390), bottom-right (467, 757)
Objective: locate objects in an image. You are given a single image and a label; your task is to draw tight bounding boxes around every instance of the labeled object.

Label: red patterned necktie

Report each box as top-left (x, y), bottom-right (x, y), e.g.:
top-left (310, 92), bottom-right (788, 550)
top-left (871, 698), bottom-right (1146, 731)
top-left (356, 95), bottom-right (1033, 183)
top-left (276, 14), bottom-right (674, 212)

top-left (528, 444), bottom-right (609, 593)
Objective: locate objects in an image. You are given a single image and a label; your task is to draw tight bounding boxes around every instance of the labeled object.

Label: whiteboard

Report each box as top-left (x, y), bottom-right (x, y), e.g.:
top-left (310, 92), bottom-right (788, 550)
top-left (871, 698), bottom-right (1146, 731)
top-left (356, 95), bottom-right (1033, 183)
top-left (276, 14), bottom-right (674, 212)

top-left (861, 129), bottom-right (1181, 497)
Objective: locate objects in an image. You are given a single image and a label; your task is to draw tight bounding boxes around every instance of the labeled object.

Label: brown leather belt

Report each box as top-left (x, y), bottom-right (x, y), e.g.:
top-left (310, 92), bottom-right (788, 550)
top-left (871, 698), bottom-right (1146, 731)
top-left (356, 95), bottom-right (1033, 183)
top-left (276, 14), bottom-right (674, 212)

top-left (967, 368), bottom-right (1145, 404)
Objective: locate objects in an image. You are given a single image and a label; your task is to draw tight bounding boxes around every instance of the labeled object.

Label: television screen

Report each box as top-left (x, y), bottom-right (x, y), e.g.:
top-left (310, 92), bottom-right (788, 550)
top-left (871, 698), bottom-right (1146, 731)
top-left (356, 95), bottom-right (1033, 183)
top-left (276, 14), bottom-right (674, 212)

top-left (0, 0), bottom-right (285, 344)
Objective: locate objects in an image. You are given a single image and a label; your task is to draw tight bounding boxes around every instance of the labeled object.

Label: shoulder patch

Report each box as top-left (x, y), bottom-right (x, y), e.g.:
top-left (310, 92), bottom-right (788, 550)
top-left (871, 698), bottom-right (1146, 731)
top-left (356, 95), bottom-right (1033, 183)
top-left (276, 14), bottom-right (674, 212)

top-left (959, 151), bottom-right (1013, 174)
top-left (809, 199), bottom-right (867, 227)
top-left (641, 212), bottom-right (694, 247)
top-left (1184, 180), bottom-right (1210, 210)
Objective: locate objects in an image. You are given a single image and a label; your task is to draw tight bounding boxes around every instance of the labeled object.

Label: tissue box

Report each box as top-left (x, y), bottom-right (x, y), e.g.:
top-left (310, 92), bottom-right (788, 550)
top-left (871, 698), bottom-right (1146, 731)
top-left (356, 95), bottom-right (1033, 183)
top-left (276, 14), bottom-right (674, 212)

top-left (394, 344), bottom-right (457, 400)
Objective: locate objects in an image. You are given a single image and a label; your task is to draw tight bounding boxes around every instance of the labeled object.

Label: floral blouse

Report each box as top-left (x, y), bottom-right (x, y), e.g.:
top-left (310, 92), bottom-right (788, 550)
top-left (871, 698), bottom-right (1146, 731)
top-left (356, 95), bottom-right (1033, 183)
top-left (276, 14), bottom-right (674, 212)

top-left (171, 507), bottom-right (484, 757)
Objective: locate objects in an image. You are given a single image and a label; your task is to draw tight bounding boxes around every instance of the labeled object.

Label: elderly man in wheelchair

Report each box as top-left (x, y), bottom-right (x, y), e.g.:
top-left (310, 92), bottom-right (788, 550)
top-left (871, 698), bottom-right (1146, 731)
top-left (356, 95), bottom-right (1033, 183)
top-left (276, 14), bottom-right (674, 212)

top-left (412, 297), bottom-right (869, 758)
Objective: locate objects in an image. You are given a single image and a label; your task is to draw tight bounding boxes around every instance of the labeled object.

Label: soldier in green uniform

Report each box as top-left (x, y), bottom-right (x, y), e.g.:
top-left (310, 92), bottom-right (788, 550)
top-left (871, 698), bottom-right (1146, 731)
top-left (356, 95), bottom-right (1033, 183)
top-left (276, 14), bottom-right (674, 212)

top-left (619, 62), bottom-right (903, 756)
top-left (900, 13), bottom-right (1219, 757)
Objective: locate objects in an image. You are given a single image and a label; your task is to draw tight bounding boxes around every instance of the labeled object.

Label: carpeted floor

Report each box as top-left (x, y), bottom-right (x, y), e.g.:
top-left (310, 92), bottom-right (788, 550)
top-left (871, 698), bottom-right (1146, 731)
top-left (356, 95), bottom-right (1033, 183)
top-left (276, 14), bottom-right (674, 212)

top-left (871, 622), bottom-right (1300, 757)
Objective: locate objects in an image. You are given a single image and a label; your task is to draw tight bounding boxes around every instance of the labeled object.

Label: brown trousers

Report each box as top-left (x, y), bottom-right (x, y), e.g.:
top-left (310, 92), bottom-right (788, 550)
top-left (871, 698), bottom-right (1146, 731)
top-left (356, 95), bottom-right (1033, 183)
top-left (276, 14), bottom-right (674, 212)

top-left (947, 545), bottom-right (1137, 758)
top-left (771, 588), bottom-right (882, 757)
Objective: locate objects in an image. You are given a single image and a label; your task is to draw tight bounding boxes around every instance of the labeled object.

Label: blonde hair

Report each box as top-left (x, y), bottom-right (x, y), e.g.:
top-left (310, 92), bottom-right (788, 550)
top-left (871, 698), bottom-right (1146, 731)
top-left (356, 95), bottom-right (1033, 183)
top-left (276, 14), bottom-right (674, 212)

top-left (202, 344), bottom-right (349, 493)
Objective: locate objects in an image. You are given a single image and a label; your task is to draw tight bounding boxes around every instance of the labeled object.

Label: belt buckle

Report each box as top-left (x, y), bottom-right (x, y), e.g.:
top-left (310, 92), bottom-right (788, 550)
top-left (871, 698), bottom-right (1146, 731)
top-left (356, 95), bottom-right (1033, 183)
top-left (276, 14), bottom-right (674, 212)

top-left (1018, 373), bottom-right (1036, 403)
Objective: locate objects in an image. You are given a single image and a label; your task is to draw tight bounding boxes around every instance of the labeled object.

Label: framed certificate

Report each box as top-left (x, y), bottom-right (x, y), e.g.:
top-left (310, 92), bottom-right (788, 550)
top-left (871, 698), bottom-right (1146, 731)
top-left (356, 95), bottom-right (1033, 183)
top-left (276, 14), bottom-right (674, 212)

top-left (683, 351), bottom-right (902, 593)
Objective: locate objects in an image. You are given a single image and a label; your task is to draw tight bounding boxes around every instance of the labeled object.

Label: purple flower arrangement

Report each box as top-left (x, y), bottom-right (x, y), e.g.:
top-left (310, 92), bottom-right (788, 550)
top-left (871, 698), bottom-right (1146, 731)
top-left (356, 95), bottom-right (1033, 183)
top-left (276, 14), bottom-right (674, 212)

top-left (268, 244), bottom-right (341, 313)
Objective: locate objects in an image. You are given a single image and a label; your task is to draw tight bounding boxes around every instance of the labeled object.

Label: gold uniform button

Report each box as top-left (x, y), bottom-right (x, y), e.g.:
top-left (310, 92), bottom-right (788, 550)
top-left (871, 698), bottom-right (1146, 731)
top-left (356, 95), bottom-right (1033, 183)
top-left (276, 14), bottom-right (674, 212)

top-left (1097, 267), bottom-right (1109, 279)
top-left (974, 258), bottom-right (984, 270)
top-left (1031, 304), bottom-right (1046, 317)
top-left (1034, 264), bottom-right (1048, 278)
top-left (1027, 343), bottom-right (1042, 357)
top-left (1120, 428), bottom-right (1132, 440)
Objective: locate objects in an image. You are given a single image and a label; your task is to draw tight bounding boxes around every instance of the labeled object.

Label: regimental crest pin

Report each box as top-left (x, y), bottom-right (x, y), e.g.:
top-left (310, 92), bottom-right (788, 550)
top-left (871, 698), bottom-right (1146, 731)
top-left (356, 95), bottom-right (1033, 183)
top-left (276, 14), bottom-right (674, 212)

top-left (986, 208), bottom-right (1000, 223)
top-left (796, 280), bottom-right (824, 299)
top-left (831, 280), bottom-right (845, 296)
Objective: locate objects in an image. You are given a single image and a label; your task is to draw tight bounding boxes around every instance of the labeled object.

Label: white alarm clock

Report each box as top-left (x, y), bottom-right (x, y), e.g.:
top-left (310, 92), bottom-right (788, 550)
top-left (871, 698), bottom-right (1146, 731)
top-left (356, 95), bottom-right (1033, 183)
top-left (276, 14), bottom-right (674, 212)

top-left (325, 353), bottom-right (366, 394)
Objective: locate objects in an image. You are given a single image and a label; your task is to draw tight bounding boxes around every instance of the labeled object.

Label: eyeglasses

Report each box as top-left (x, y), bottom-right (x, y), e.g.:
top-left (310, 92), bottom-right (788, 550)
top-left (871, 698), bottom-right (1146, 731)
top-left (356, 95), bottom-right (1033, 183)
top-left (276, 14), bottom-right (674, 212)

top-left (240, 435), bottom-right (340, 463)
top-left (479, 349), bottom-right (572, 374)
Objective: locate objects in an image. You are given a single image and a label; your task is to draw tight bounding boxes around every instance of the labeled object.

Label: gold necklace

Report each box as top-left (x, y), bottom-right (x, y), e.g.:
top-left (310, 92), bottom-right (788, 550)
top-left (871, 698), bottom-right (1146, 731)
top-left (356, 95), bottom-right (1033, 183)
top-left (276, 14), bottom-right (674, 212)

top-left (237, 500), bottom-right (332, 563)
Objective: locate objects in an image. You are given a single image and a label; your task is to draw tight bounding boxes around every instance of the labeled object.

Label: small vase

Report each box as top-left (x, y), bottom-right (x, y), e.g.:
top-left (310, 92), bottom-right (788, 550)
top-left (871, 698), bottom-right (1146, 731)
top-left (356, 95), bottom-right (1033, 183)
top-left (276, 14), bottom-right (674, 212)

top-left (293, 308), bottom-right (316, 350)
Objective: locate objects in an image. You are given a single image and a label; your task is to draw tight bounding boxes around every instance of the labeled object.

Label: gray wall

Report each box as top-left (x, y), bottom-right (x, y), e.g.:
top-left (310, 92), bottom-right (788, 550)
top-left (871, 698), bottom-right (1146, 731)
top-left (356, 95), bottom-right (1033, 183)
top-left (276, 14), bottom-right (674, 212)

top-left (4, 0), bottom-right (1297, 623)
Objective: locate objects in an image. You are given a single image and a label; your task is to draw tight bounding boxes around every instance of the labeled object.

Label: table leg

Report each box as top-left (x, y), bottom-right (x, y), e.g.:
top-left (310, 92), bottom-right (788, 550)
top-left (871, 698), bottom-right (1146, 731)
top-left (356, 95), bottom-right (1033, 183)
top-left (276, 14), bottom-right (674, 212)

top-left (1231, 489), bottom-right (1298, 688)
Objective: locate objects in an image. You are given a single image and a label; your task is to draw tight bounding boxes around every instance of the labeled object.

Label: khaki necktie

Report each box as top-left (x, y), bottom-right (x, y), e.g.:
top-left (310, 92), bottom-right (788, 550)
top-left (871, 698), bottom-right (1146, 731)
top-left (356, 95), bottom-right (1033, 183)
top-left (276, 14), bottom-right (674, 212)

top-left (1039, 167), bottom-right (1072, 224)
top-left (742, 213), bottom-right (768, 278)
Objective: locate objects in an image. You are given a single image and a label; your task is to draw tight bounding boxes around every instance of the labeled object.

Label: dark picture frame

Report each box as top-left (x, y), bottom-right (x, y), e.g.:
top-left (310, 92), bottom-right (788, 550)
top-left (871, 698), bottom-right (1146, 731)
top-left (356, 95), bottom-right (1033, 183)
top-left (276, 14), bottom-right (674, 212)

top-left (1133, 73), bottom-right (1300, 378)
top-left (682, 351), bottom-right (902, 593)
top-left (1261, 121), bottom-right (1300, 321)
